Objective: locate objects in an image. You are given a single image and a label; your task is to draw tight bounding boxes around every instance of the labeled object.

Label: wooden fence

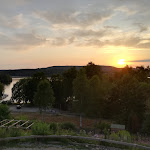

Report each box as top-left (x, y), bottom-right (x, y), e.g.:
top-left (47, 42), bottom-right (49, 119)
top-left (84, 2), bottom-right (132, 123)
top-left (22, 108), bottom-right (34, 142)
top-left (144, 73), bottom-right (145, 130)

top-left (0, 119), bottom-right (34, 129)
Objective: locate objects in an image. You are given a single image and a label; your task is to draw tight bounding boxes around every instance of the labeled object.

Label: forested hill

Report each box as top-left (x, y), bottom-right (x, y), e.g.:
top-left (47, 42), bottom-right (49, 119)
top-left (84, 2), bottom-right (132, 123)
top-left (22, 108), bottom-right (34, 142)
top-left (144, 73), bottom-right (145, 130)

top-left (0, 66), bottom-right (120, 77)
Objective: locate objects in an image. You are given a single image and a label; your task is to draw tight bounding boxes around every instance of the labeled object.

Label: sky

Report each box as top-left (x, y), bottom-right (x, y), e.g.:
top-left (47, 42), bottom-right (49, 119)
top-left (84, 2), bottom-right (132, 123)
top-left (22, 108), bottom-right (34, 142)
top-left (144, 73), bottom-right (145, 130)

top-left (0, 0), bottom-right (150, 69)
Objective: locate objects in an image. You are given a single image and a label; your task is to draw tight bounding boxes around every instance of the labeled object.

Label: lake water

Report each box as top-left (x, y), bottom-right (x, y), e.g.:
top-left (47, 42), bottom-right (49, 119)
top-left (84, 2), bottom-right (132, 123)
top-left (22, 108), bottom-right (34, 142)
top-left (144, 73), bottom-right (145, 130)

top-left (3, 78), bottom-right (21, 101)
top-left (2, 77), bottom-right (50, 102)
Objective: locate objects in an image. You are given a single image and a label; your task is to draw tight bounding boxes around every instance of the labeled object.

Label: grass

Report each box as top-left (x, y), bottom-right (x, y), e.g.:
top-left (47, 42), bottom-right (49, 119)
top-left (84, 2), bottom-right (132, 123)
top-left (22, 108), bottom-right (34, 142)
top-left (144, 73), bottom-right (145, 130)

top-left (0, 128), bottom-right (30, 138)
top-left (32, 122), bottom-right (50, 135)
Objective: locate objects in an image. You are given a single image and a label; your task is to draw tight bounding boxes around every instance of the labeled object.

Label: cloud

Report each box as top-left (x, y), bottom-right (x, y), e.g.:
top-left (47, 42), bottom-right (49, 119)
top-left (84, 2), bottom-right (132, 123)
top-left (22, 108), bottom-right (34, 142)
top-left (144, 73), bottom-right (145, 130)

top-left (0, 14), bottom-right (26, 29)
top-left (73, 29), bottom-right (110, 37)
top-left (76, 38), bottom-right (105, 47)
top-left (0, 0), bottom-right (150, 50)
top-left (0, 0), bottom-right (31, 7)
top-left (0, 32), bottom-right (47, 50)
top-left (137, 42), bottom-right (150, 49)
top-left (35, 9), bottom-right (113, 28)
top-left (127, 59), bottom-right (150, 62)
top-left (115, 6), bottom-right (137, 15)
top-left (134, 23), bottom-right (148, 32)
top-left (49, 37), bottom-right (67, 46)
top-left (104, 25), bottom-right (119, 29)
top-left (48, 37), bottom-right (76, 46)
top-left (111, 36), bottom-right (141, 47)
top-left (43, 31), bottom-right (150, 49)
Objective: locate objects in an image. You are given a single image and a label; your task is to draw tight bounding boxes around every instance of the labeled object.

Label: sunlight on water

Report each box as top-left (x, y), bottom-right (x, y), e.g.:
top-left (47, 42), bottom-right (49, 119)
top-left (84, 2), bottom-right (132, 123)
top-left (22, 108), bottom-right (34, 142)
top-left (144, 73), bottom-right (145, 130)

top-left (3, 78), bottom-right (21, 101)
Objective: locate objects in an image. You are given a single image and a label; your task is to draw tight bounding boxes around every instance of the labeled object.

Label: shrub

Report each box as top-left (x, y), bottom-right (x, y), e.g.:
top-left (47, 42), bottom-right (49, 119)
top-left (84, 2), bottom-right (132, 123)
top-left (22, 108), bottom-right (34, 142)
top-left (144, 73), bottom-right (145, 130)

top-left (95, 121), bottom-right (110, 133)
top-left (0, 128), bottom-right (7, 138)
top-left (8, 129), bottom-right (23, 137)
top-left (109, 132), bottom-right (120, 141)
top-left (49, 122), bottom-right (58, 133)
top-left (127, 112), bottom-right (140, 133)
top-left (0, 104), bottom-right (11, 120)
top-left (32, 122), bottom-right (50, 135)
top-left (109, 130), bottom-right (131, 142)
top-left (79, 129), bottom-right (87, 136)
top-left (60, 122), bottom-right (76, 131)
top-left (142, 113), bottom-right (150, 135)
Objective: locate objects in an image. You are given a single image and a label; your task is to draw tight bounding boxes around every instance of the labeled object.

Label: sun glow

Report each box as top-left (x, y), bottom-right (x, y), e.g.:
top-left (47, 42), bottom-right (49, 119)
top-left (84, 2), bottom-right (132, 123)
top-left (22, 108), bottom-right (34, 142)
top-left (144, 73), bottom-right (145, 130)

top-left (118, 59), bottom-right (125, 65)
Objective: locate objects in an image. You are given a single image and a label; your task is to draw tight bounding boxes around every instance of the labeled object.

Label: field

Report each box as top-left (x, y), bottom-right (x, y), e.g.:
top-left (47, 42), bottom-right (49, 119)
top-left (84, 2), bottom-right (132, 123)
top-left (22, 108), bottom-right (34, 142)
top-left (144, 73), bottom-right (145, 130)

top-left (11, 112), bottom-right (100, 129)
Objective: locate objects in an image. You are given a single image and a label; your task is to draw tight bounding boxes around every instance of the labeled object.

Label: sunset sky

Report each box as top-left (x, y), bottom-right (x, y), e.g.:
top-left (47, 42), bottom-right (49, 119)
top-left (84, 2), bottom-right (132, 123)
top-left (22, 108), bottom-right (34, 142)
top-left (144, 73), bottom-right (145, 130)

top-left (0, 0), bottom-right (150, 69)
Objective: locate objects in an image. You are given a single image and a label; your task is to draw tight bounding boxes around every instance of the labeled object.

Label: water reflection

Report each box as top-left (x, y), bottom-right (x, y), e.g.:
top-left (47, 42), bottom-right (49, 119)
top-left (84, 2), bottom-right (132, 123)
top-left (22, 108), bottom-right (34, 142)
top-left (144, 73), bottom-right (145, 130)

top-left (3, 78), bottom-right (21, 101)
top-left (2, 77), bottom-right (50, 102)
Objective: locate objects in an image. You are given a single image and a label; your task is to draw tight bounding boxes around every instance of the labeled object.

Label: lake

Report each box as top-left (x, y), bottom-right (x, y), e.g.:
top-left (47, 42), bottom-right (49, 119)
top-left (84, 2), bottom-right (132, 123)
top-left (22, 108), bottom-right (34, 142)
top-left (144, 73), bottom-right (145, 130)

top-left (3, 78), bottom-right (21, 101)
top-left (2, 77), bottom-right (51, 102)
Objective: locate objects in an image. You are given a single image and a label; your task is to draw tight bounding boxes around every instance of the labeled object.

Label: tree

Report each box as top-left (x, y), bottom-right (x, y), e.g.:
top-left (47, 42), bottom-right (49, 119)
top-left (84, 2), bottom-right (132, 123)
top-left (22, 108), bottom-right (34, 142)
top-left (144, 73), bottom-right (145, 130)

top-left (73, 68), bottom-right (89, 127)
top-left (84, 62), bottom-right (102, 79)
top-left (11, 79), bottom-right (27, 103)
top-left (0, 73), bottom-right (12, 85)
top-left (87, 75), bottom-right (106, 117)
top-left (63, 67), bottom-right (78, 99)
top-left (142, 96), bottom-right (150, 135)
top-left (28, 72), bottom-right (47, 104)
top-left (50, 74), bottom-right (64, 109)
top-left (32, 72), bottom-right (46, 80)
top-left (34, 80), bottom-right (55, 115)
top-left (0, 82), bottom-right (4, 99)
top-left (142, 113), bottom-right (150, 135)
top-left (11, 72), bottom-right (47, 104)
top-left (109, 73), bottom-right (150, 132)
top-left (135, 66), bottom-right (150, 82)
top-left (0, 104), bottom-right (11, 120)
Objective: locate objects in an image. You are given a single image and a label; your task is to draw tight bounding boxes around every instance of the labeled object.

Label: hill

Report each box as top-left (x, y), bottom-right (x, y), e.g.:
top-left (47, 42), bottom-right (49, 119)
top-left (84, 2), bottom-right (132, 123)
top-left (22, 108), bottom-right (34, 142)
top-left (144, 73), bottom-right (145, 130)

top-left (0, 66), bottom-right (121, 77)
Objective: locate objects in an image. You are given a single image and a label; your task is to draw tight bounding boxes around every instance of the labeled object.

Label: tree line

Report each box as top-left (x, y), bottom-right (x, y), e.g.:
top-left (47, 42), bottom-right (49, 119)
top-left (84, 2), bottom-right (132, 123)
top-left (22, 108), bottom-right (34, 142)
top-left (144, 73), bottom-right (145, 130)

top-left (11, 62), bottom-right (150, 134)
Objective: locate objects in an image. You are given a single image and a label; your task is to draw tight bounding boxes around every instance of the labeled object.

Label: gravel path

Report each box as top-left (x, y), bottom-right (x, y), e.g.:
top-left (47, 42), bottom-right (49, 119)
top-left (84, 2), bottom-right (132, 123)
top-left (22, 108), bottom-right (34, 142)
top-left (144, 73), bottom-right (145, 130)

top-left (1, 142), bottom-right (124, 150)
top-left (2, 147), bottom-right (123, 150)
top-left (3, 148), bottom-right (72, 150)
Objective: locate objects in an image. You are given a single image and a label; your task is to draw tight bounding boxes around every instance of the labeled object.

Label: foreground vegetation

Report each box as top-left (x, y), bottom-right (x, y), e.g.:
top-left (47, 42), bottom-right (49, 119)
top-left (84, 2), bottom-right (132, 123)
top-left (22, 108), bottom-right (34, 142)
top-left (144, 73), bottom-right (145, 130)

top-left (1, 62), bottom-right (150, 149)
top-left (0, 104), bottom-right (150, 149)
top-left (10, 62), bottom-right (150, 135)
top-left (0, 121), bottom-right (149, 150)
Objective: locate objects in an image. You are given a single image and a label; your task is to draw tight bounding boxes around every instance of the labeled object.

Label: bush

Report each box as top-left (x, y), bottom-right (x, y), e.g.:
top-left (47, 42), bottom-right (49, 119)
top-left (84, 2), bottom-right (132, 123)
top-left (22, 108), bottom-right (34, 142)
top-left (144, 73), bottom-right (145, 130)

top-left (109, 130), bottom-right (131, 142)
top-left (142, 113), bottom-right (150, 135)
top-left (79, 129), bottom-right (87, 136)
top-left (32, 122), bottom-right (50, 135)
top-left (8, 129), bottom-right (23, 137)
top-left (109, 132), bottom-right (120, 141)
top-left (0, 104), bottom-right (11, 120)
top-left (0, 128), bottom-right (7, 138)
top-left (60, 122), bottom-right (76, 131)
top-left (49, 122), bottom-right (58, 133)
top-left (95, 121), bottom-right (110, 133)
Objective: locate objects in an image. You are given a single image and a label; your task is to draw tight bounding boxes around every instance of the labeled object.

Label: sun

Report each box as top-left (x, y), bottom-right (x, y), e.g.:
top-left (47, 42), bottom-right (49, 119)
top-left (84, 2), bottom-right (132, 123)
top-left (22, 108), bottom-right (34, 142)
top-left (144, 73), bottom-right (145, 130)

top-left (118, 59), bottom-right (125, 65)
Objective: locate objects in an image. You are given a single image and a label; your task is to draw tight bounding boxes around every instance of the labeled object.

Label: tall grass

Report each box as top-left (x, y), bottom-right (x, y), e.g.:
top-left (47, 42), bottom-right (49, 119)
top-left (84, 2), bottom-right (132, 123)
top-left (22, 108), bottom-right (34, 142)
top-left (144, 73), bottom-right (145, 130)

top-left (0, 128), bottom-right (7, 138)
top-left (31, 122), bottom-right (50, 135)
top-left (8, 129), bottom-right (24, 137)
